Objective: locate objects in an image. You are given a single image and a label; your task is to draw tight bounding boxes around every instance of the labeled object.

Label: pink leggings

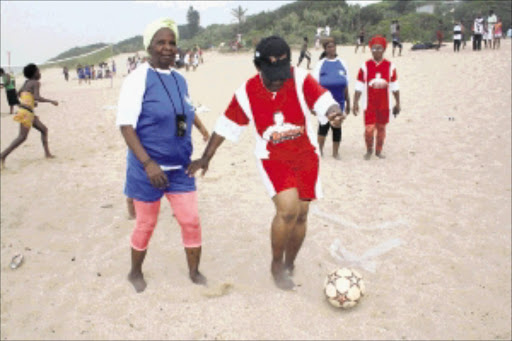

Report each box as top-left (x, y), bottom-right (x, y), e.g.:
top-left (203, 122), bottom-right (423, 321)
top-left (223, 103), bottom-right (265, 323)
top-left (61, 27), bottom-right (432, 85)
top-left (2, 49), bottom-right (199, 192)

top-left (131, 191), bottom-right (201, 251)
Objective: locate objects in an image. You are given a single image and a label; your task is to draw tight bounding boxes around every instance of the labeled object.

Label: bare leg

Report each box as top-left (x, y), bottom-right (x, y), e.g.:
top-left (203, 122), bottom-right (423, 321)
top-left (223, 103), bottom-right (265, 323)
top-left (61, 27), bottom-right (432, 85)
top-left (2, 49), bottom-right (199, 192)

top-left (9, 105), bottom-right (14, 115)
top-left (185, 247), bottom-right (207, 285)
top-left (317, 135), bottom-right (326, 157)
top-left (332, 142), bottom-right (341, 159)
top-left (128, 248), bottom-right (147, 293)
top-left (32, 116), bottom-right (54, 158)
top-left (284, 200), bottom-right (310, 276)
top-left (126, 197), bottom-right (136, 220)
top-left (1, 124), bottom-right (30, 168)
top-left (270, 188), bottom-right (300, 290)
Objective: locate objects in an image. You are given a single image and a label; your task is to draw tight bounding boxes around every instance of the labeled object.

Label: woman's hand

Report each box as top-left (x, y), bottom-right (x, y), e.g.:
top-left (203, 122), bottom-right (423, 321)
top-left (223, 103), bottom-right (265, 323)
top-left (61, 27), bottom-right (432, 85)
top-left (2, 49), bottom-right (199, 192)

top-left (144, 161), bottom-right (169, 189)
top-left (186, 157), bottom-right (210, 177)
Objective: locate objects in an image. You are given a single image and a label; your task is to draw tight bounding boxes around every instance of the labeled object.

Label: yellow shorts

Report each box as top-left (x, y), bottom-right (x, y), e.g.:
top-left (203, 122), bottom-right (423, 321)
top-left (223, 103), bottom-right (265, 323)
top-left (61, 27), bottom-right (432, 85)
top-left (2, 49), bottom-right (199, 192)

top-left (13, 107), bottom-right (35, 129)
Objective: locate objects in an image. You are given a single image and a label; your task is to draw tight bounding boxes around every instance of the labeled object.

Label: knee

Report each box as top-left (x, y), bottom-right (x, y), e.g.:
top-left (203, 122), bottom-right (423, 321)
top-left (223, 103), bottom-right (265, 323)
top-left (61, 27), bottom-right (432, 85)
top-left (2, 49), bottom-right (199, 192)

top-left (276, 206), bottom-right (300, 225)
top-left (17, 134), bottom-right (28, 143)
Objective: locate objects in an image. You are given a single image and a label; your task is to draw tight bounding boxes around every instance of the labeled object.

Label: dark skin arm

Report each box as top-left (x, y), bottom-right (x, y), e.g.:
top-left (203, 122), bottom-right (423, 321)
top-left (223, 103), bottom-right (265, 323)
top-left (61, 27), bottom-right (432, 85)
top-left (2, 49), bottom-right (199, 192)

top-left (186, 104), bottom-right (344, 177)
top-left (28, 80), bottom-right (58, 106)
top-left (352, 91), bottom-right (362, 116)
top-left (193, 115), bottom-right (210, 142)
top-left (344, 86), bottom-right (351, 116)
top-left (120, 125), bottom-right (169, 189)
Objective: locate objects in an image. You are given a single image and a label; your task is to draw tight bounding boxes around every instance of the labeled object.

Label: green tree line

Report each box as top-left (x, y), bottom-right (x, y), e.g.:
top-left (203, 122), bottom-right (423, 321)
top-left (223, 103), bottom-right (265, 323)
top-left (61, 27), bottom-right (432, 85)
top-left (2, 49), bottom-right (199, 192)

top-left (47, 0), bottom-right (511, 65)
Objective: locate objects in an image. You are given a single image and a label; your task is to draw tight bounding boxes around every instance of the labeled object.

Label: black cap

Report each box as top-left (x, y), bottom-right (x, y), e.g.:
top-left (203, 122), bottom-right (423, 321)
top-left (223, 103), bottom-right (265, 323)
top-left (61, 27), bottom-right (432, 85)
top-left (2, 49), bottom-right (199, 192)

top-left (254, 36), bottom-right (292, 82)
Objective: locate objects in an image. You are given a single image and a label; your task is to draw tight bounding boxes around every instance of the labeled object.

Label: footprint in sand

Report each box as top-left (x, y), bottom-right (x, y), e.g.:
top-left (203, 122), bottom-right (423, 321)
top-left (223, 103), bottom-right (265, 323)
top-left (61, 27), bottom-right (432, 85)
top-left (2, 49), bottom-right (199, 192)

top-left (200, 282), bottom-right (234, 298)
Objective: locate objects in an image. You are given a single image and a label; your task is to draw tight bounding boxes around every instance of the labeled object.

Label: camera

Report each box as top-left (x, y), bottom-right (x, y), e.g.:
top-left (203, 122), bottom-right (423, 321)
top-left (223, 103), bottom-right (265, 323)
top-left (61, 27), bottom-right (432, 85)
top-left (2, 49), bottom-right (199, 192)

top-left (176, 114), bottom-right (187, 137)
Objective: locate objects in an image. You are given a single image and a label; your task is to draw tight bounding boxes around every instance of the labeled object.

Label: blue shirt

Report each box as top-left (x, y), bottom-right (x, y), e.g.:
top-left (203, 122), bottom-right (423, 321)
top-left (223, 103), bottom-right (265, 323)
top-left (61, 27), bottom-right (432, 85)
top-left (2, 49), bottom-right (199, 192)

top-left (116, 63), bottom-right (196, 201)
top-left (312, 57), bottom-right (349, 110)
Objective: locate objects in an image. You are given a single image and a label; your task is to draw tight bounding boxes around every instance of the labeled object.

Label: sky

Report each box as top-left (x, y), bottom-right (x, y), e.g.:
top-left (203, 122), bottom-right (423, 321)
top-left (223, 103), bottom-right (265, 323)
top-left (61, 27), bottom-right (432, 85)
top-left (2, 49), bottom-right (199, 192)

top-left (0, 0), bottom-right (379, 68)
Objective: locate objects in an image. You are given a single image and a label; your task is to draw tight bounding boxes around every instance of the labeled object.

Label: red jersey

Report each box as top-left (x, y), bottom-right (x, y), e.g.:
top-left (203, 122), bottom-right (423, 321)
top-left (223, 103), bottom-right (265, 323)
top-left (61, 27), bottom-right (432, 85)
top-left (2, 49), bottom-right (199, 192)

top-left (355, 58), bottom-right (399, 113)
top-left (214, 67), bottom-right (337, 160)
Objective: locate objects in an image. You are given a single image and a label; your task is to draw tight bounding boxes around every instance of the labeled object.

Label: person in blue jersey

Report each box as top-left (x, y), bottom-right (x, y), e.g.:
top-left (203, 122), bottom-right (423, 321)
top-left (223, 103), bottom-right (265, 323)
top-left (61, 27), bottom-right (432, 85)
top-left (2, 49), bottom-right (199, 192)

top-left (312, 38), bottom-right (350, 159)
top-left (116, 18), bottom-right (207, 293)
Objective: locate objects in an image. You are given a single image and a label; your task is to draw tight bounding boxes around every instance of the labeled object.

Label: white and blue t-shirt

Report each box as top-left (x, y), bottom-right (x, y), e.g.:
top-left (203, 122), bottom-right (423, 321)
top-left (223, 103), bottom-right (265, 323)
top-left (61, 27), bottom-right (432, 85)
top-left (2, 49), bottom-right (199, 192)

top-left (312, 57), bottom-right (349, 110)
top-left (116, 62), bottom-right (196, 201)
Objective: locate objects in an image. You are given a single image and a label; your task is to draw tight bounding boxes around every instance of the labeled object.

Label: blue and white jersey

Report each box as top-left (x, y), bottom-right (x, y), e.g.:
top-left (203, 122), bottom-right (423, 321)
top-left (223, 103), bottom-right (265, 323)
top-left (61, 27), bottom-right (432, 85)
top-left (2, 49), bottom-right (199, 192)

top-left (311, 57), bottom-right (349, 110)
top-left (116, 62), bottom-right (196, 201)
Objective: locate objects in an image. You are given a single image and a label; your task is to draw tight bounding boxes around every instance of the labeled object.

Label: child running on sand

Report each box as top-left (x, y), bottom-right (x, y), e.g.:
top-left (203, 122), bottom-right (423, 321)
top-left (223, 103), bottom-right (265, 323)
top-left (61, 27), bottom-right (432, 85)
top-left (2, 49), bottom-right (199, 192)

top-left (1, 64), bottom-right (58, 169)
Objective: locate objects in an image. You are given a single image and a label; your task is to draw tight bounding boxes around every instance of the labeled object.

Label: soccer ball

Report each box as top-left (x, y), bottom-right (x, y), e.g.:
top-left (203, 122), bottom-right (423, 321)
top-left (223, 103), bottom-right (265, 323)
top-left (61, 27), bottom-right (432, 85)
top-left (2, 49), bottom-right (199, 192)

top-left (324, 267), bottom-right (366, 309)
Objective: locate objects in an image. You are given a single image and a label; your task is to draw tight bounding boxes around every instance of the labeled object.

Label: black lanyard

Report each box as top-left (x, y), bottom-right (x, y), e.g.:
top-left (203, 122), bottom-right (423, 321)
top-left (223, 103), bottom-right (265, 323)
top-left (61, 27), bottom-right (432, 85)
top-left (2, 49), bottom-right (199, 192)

top-left (154, 68), bottom-right (185, 115)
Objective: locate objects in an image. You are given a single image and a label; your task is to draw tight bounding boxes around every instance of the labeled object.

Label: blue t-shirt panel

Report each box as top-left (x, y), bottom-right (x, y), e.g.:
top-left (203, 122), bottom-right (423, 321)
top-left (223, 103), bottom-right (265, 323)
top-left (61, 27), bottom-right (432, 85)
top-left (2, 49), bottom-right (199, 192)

top-left (319, 59), bottom-right (348, 109)
top-left (125, 68), bottom-right (196, 201)
top-left (135, 69), bottom-right (195, 166)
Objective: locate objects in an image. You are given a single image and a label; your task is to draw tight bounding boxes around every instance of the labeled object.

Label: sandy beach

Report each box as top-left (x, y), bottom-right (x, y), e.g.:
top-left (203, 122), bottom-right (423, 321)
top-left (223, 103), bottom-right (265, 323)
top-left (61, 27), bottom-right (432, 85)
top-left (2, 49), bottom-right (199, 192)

top-left (1, 40), bottom-right (511, 340)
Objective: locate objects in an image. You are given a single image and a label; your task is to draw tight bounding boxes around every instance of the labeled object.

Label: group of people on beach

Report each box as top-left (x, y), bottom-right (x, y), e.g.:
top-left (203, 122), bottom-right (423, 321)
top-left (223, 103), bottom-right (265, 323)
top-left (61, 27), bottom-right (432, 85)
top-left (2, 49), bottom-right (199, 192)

top-left (467, 10), bottom-right (504, 51)
top-left (1, 16), bottom-right (402, 293)
top-left (113, 18), bottom-right (400, 293)
top-left (71, 60), bottom-right (116, 84)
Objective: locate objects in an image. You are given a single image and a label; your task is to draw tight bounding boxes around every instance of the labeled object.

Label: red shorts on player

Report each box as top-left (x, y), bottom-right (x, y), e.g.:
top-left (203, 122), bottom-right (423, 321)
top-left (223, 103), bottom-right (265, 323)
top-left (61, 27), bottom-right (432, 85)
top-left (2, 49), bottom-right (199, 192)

top-left (364, 109), bottom-right (390, 125)
top-left (257, 152), bottom-right (321, 200)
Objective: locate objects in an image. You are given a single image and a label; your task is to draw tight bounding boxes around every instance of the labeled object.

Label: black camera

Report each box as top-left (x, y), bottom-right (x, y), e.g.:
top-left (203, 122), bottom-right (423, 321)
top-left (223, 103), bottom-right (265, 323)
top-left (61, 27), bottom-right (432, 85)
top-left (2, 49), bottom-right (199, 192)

top-left (176, 114), bottom-right (187, 137)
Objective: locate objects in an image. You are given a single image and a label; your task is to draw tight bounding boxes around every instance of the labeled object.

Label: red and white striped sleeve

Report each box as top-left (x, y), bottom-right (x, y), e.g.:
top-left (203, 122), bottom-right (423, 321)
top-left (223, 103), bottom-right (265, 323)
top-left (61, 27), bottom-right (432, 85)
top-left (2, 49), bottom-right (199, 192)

top-left (355, 62), bottom-right (366, 93)
top-left (302, 72), bottom-right (337, 125)
top-left (214, 94), bottom-right (250, 142)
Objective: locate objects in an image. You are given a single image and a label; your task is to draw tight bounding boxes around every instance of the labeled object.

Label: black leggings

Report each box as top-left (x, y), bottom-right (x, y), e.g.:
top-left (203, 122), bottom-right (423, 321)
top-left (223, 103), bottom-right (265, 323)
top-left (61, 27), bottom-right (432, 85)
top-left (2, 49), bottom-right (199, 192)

top-left (454, 39), bottom-right (461, 52)
top-left (473, 34), bottom-right (482, 50)
top-left (318, 122), bottom-right (341, 142)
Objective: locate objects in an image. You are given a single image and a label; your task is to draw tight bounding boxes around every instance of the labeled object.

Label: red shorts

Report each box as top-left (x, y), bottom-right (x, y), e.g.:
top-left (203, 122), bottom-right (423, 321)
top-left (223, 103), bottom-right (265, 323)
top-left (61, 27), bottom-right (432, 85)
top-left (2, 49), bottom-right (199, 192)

top-left (257, 153), bottom-right (321, 200)
top-left (364, 109), bottom-right (389, 125)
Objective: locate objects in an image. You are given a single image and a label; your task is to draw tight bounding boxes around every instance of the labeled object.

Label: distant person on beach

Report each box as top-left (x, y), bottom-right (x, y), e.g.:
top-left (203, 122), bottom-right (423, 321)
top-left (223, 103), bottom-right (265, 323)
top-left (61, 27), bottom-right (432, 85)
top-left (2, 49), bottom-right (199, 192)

top-left (1, 64), bottom-right (58, 168)
top-left (324, 25), bottom-right (330, 37)
top-left (355, 27), bottom-right (366, 53)
top-left (297, 36), bottom-right (311, 70)
top-left (483, 21), bottom-right (492, 48)
top-left (487, 9), bottom-right (497, 47)
top-left (436, 20), bottom-right (444, 51)
top-left (77, 64), bottom-right (85, 84)
top-left (62, 66), bottom-right (69, 81)
top-left (186, 36), bottom-right (345, 290)
top-left (312, 38), bottom-right (350, 159)
top-left (392, 20), bottom-right (403, 57)
top-left (116, 18), bottom-right (207, 293)
top-left (0, 68), bottom-right (20, 115)
top-left (473, 14), bottom-right (484, 50)
top-left (493, 17), bottom-right (502, 49)
top-left (112, 60), bottom-right (116, 76)
top-left (453, 21), bottom-right (462, 52)
top-left (353, 35), bottom-right (400, 160)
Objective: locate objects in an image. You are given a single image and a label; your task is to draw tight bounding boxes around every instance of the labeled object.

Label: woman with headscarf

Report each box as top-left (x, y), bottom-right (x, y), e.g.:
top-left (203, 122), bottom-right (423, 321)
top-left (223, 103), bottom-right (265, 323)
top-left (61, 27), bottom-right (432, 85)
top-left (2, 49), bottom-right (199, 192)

top-left (116, 18), bottom-right (208, 293)
top-left (312, 38), bottom-right (350, 159)
top-left (353, 35), bottom-right (401, 160)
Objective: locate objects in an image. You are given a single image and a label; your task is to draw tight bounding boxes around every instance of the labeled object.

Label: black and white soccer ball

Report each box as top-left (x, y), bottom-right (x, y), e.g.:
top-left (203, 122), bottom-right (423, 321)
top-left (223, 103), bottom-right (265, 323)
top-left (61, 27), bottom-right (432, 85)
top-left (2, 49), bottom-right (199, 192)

top-left (324, 267), bottom-right (366, 309)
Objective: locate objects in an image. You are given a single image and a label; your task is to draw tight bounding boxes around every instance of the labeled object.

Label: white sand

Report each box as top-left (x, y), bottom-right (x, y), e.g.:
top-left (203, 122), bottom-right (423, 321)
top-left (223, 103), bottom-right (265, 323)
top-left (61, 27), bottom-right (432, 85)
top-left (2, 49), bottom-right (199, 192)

top-left (1, 41), bottom-right (511, 340)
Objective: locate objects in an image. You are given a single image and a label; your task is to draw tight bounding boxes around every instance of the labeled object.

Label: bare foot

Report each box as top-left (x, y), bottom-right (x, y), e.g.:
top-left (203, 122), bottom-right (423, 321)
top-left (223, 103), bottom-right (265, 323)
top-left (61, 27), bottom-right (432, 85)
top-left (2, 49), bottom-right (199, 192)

top-left (128, 272), bottom-right (147, 293)
top-left (0, 158), bottom-right (5, 170)
top-left (284, 263), bottom-right (295, 276)
top-left (376, 152), bottom-right (386, 159)
top-left (333, 154), bottom-right (341, 160)
top-left (190, 271), bottom-right (207, 285)
top-left (45, 154), bottom-right (56, 159)
top-left (271, 261), bottom-right (295, 290)
top-left (364, 150), bottom-right (372, 160)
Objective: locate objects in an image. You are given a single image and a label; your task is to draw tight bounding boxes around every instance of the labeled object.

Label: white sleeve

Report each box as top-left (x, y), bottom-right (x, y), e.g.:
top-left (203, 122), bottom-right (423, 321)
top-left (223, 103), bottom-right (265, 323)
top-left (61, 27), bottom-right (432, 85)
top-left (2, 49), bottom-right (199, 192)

top-left (340, 59), bottom-right (349, 84)
top-left (311, 59), bottom-right (323, 82)
top-left (314, 91), bottom-right (338, 125)
top-left (115, 65), bottom-right (148, 128)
